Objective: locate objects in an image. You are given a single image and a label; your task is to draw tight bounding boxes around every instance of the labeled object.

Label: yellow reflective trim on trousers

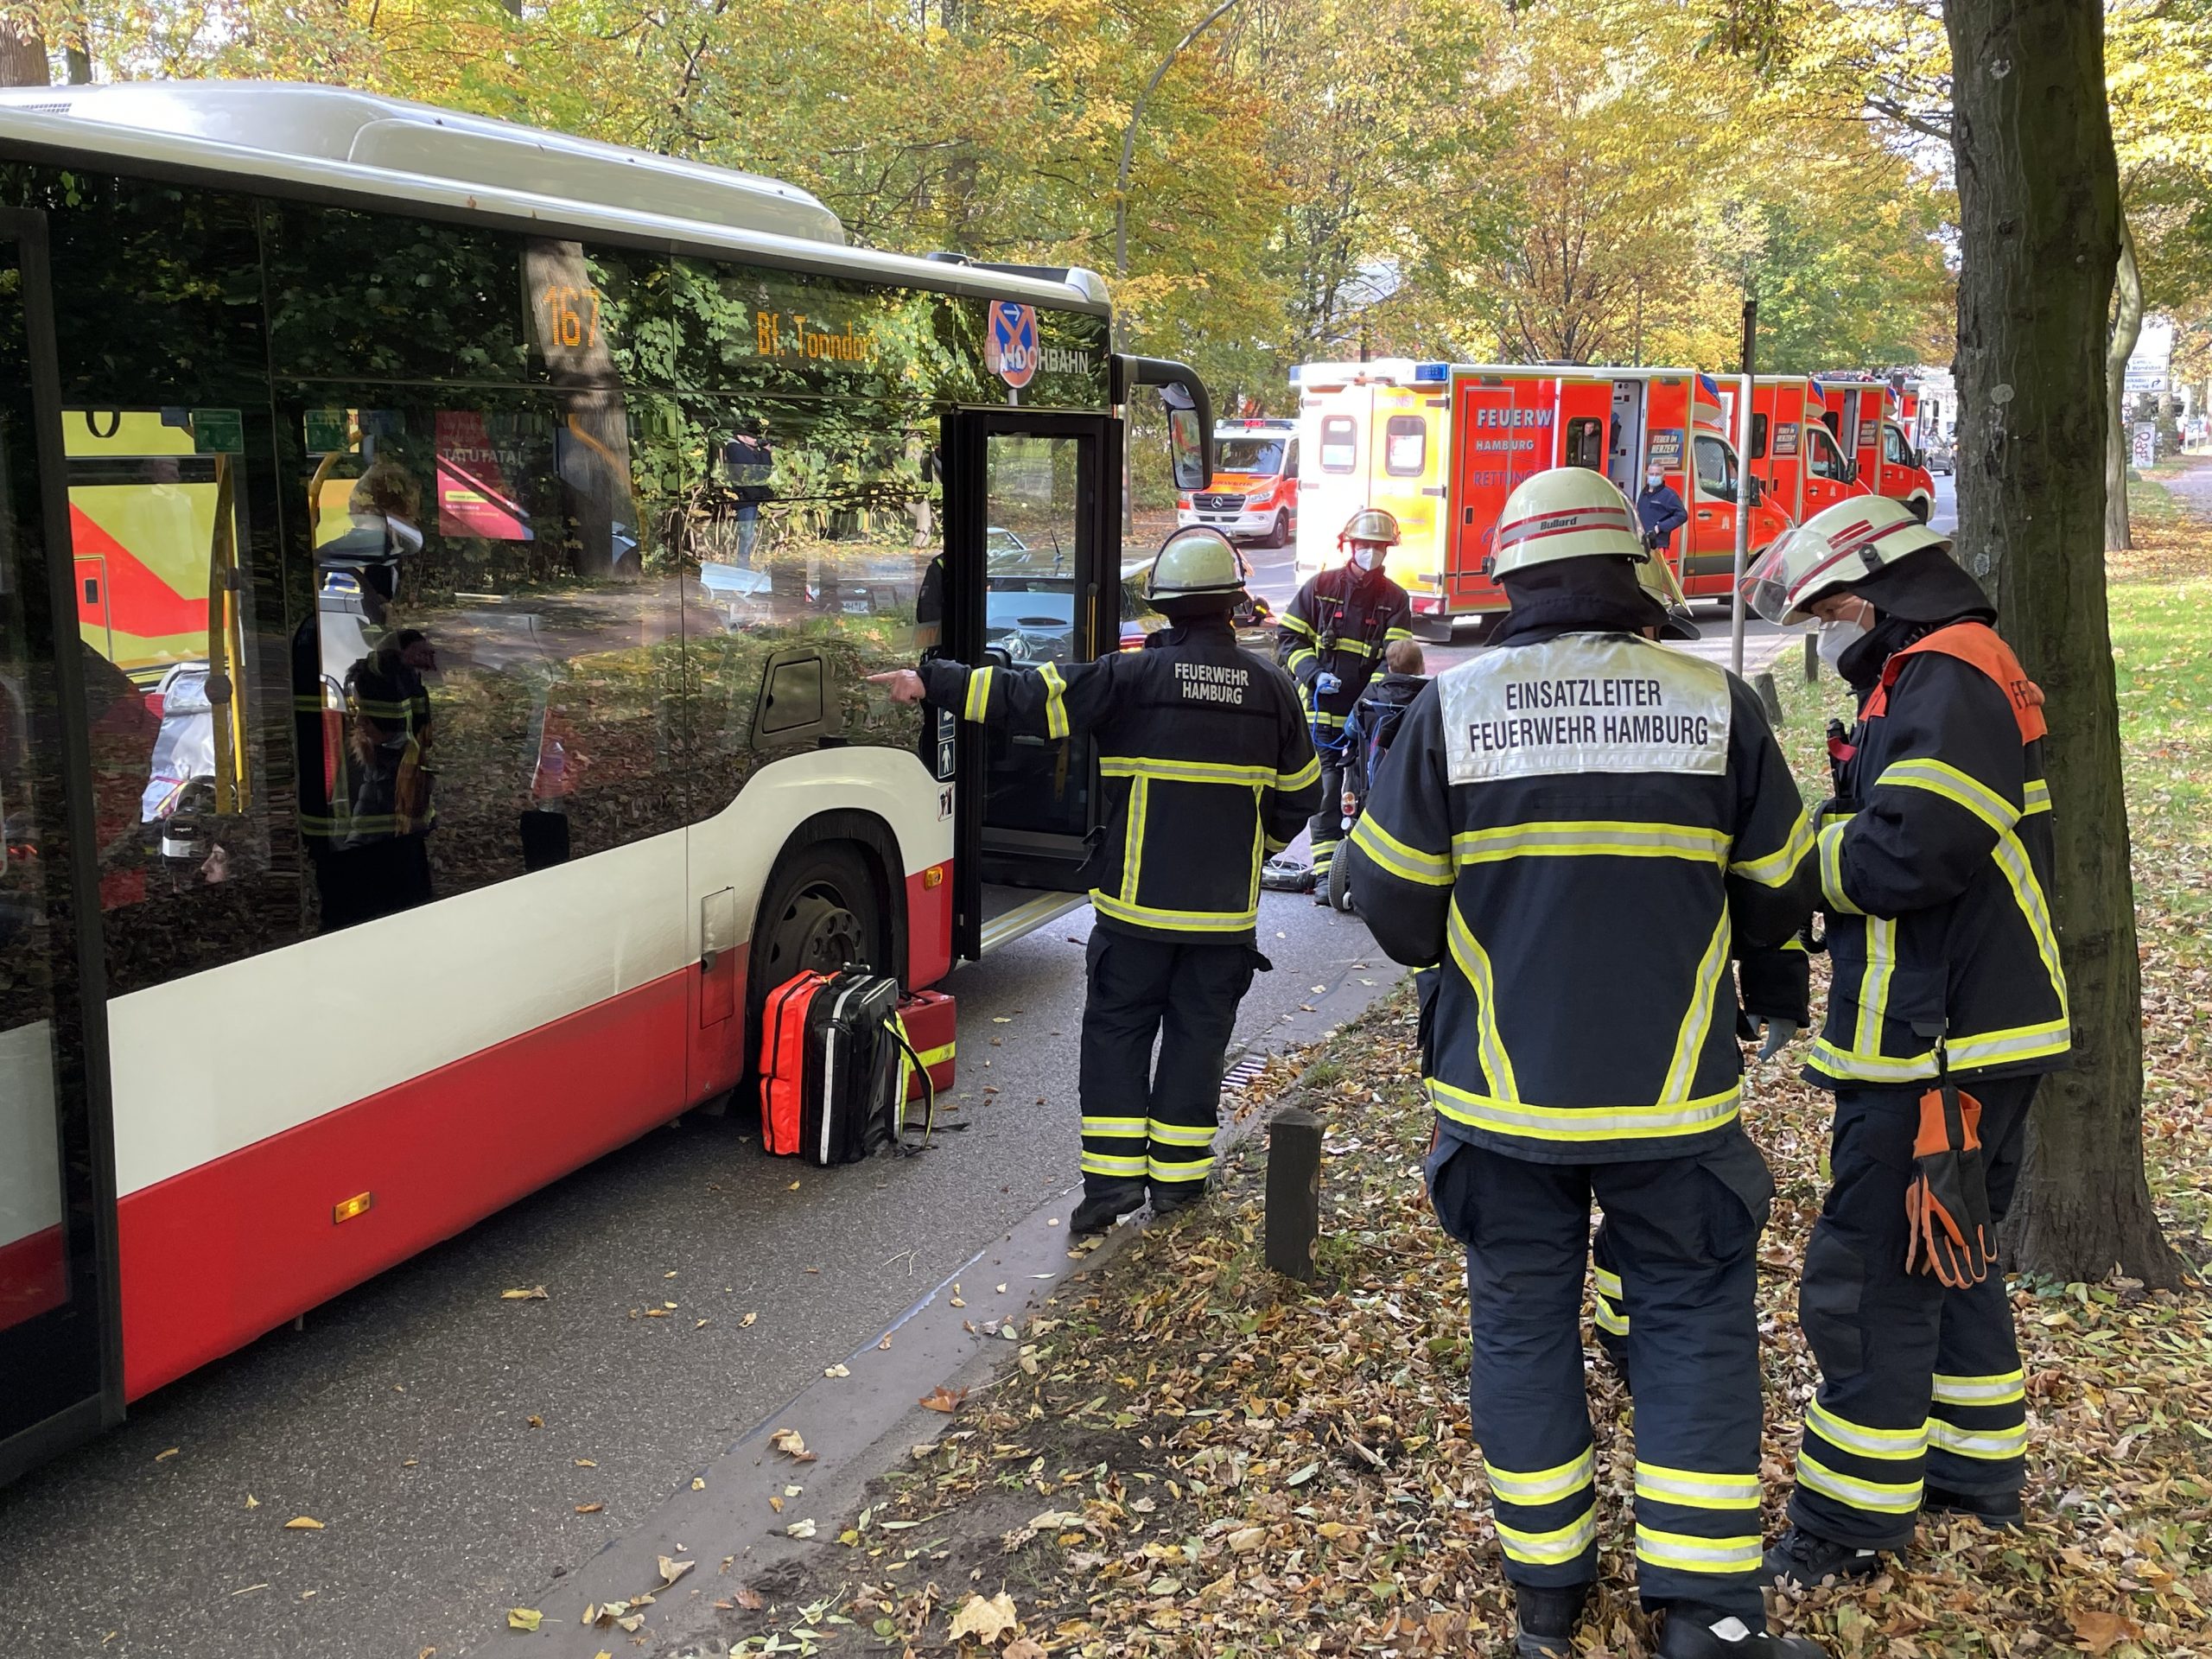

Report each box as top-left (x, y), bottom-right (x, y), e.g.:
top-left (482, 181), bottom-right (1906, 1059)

top-left (1593, 1300), bottom-right (1629, 1336)
top-left (1661, 911), bottom-right (1732, 1103)
top-left (1351, 811), bottom-right (1453, 886)
top-left (1592, 1267), bottom-right (1624, 1300)
top-left (1090, 890), bottom-right (1260, 934)
top-left (1453, 821), bottom-right (1730, 866)
top-left (1994, 828), bottom-right (2069, 1012)
top-left (1633, 1525), bottom-right (1763, 1573)
top-left (1795, 1450), bottom-right (1922, 1515)
top-left (1101, 755), bottom-right (1276, 787)
top-left (1277, 753), bottom-right (1322, 792)
top-left (1080, 1116), bottom-right (1147, 1140)
top-left (1428, 1077), bottom-right (1741, 1142)
top-left (1808, 1401), bottom-right (1928, 1461)
top-left (1878, 757), bottom-right (2021, 835)
top-left (964, 665), bottom-right (995, 722)
top-left (1496, 1511), bottom-right (1597, 1567)
top-left (1147, 1154), bottom-right (1213, 1181)
top-left (1729, 806), bottom-right (1815, 887)
top-left (1446, 904), bottom-right (1520, 1100)
top-left (1120, 777), bottom-right (1147, 904)
top-left (1484, 1448), bottom-right (1595, 1505)
top-left (1929, 1421), bottom-right (2027, 1459)
top-left (1632, 1464), bottom-right (1761, 1511)
top-left (1080, 1152), bottom-right (1147, 1178)
top-left (1854, 916), bottom-right (1896, 1060)
top-left (1933, 1370), bottom-right (2026, 1406)
top-left (1038, 661), bottom-right (1070, 740)
top-left (2024, 777), bottom-right (2051, 815)
top-left (1819, 817), bottom-right (1863, 913)
top-left (913, 1042), bottom-right (955, 1068)
top-left (1145, 1119), bottom-right (1217, 1147)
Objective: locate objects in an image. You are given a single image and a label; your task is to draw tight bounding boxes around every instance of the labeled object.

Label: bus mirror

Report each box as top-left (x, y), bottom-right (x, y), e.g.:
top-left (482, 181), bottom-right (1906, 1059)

top-left (1168, 408), bottom-right (1206, 493)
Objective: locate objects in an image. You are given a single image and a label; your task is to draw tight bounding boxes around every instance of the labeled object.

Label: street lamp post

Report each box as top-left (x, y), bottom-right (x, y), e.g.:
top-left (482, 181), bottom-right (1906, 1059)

top-left (1112, 0), bottom-right (1243, 533)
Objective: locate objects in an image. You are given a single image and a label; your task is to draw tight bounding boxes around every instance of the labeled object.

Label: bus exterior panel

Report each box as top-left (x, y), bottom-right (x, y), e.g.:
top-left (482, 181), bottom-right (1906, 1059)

top-left (0, 90), bottom-right (1130, 1433)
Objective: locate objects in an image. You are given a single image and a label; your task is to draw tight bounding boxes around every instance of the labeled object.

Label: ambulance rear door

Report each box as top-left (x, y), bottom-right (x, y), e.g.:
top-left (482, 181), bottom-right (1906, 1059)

top-left (1366, 376), bottom-right (1451, 607)
top-left (1296, 378), bottom-right (1370, 584)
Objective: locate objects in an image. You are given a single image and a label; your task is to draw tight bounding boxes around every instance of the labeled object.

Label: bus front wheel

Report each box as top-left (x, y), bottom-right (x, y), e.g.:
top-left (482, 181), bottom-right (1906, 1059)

top-left (745, 842), bottom-right (887, 1070)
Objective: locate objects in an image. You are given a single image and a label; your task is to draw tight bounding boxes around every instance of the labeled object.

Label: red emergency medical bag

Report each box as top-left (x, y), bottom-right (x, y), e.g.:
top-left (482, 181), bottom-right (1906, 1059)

top-left (760, 969), bottom-right (934, 1164)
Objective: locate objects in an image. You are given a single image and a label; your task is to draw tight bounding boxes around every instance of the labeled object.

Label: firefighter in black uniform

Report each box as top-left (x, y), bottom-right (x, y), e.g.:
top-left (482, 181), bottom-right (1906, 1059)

top-left (1742, 498), bottom-right (2070, 1587)
top-left (871, 527), bottom-right (1319, 1235)
top-left (1278, 507), bottom-right (1414, 893)
top-left (1344, 468), bottom-right (1823, 1659)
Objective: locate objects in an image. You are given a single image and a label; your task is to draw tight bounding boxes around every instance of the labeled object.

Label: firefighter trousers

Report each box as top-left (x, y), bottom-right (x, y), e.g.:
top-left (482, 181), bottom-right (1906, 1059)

top-left (1306, 756), bottom-right (1348, 877)
top-left (1427, 1129), bottom-right (1777, 1624)
top-left (1077, 926), bottom-right (1262, 1200)
top-left (1789, 1076), bottom-right (2038, 1549)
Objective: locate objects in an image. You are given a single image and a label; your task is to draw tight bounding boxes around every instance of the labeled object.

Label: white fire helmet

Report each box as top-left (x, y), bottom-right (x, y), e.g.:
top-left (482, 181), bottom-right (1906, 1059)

top-left (1490, 467), bottom-right (1647, 578)
top-left (1740, 495), bottom-right (1951, 625)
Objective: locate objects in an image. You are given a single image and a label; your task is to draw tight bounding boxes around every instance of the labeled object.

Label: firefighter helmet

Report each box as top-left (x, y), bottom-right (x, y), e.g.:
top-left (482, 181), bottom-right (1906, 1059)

top-left (1739, 495), bottom-right (1950, 624)
top-left (1340, 507), bottom-right (1402, 547)
top-left (1490, 467), bottom-right (1647, 578)
top-left (1637, 550), bottom-right (1700, 641)
top-left (1147, 525), bottom-right (1248, 603)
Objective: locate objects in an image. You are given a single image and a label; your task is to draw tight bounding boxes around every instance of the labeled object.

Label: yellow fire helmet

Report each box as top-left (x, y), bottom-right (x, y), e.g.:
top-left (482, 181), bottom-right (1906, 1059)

top-left (1340, 506), bottom-right (1402, 547)
top-left (1490, 467), bottom-right (1647, 578)
top-left (1740, 494), bottom-right (1950, 625)
top-left (1148, 524), bottom-right (1248, 602)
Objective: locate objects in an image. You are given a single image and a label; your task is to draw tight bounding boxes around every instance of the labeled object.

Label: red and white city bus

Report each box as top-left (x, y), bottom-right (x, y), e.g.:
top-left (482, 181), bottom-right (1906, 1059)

top-left (0, 81), bottom-right (1212, 1484)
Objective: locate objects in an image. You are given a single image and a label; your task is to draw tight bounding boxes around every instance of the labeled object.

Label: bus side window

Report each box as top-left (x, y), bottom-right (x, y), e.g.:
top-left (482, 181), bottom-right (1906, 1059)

top-left (1564, 416), bottom-right (1605, 472)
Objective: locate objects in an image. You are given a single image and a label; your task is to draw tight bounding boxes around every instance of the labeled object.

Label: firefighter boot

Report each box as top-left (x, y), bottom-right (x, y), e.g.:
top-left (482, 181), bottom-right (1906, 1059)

top-left (1921, 1485), bottom-right (2024, 1531)
top-left (1071, 1183), bottom-right (1147, 1236)
top-left (1657, 1607), bottom-right (1827, 1659)
top-left (1762, 1524), bottom-right (1883, 1589)
top-left (1513, 1584), bottom-right (1590, 1659)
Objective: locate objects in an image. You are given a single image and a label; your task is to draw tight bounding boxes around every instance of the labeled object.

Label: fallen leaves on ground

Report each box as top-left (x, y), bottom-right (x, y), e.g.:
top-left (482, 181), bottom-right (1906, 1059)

top-left (282, 1516), bottom-right (324, 1531)
top-left (504, 1608), bottom-right (541, 1631)
top-left (918, 1386), bottom-right (965, 1413)
top-left (945, 1591), bottom-right (1019, 1643)
top-left (770, 1427), bottom-right (817, 1462)
top-left (499, 1287), bottom-right (548, 1301)
top-left (658, 1555), bottom-right (694, 1586)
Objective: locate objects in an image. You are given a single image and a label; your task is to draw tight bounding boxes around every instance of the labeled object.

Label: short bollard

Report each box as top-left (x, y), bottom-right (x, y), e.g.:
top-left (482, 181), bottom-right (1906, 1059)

top-left (1266, 1106), bottom-right (1323, 1281)
top-left (1803, 628), bottom-right (1821, 683)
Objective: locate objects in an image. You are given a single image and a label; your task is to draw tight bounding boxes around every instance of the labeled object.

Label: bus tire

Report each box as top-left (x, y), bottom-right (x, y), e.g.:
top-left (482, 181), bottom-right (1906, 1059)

top-left (744, 841), bottom-right (886, 1077)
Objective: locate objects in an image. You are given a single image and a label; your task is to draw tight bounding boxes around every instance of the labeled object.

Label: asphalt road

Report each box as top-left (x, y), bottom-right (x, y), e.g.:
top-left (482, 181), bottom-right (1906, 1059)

top-left (0, 889), bottom-right (1395, 1657)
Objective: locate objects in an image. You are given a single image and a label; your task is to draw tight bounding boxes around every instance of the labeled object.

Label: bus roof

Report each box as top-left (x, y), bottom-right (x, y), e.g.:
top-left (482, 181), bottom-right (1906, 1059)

top-left (0, 80), bottom-right (1110, 314)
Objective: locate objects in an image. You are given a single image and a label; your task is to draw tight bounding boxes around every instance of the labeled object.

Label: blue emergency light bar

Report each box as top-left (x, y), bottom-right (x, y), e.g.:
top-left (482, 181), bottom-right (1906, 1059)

top-left (1412, 362), bottom-right (1450, 382)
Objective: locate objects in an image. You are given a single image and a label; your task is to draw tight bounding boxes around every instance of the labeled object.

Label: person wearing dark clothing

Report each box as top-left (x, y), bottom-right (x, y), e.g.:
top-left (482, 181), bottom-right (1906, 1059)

top-left (873, 527), bottom-right (1319, 1235)
top-left (1346, 468), bottom-right (1822, 1659)
top-left (1339, 637), bottom-right (1428, 813)
top-left (1742, 498), bottom-right (2069, 1589)
top-left (1276, 507), bottom-right (1413, 889)
top-left (1637, 464), bottom-right (1690, 556)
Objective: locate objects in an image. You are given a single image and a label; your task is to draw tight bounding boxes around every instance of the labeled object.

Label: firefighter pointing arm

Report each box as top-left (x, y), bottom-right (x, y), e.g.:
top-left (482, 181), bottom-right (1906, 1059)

top-left (1344, 468), bottom-right (1823, 1659)
top-left (1276, 508), bottom-right (1414, 894)
top-left (1741, 499), bottom-right (2069, 1589)
top-left (871, 528), bottom-right (1319, 1236)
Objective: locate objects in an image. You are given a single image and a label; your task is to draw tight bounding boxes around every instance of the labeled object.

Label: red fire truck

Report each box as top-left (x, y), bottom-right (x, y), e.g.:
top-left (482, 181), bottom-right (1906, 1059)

top-left (1294, 361), bottom-right (1792, 629)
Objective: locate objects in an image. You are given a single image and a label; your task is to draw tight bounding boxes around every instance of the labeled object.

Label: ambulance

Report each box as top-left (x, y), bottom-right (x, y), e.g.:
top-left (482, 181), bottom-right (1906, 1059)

top-left (1174, 416), bottom-right (1299, 546)
top-left (1741, 374), bottom-right (1872, 524)
top-left (1813, 372), bottom-right (1937, 522)
top-left (1292, 359), bottom-right (1792, 630)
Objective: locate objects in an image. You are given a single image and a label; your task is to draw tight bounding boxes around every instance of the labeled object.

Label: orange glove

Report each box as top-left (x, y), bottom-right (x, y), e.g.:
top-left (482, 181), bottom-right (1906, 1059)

top-left (1904, 1084), bottom-right (1993, 1287)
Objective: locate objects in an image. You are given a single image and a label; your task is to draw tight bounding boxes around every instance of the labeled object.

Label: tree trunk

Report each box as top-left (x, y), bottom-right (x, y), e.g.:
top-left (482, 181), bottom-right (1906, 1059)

top-left (0, 18), bottom-right (48, 86)
top-left (1946, 0), bottom-right (2180, 1287)
top-left (2105, 215), bottom-right (2142, 552)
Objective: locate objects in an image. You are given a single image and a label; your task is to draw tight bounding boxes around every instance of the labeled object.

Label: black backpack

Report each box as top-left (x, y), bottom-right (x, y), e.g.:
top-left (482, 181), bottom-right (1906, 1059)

top-left (760, 968), bottom-right (934, 1165)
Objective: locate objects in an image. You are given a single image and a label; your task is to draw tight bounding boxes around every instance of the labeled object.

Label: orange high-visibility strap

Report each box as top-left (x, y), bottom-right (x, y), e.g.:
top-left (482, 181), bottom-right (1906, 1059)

top-left (1864, 621), bottom-right (2048, 744)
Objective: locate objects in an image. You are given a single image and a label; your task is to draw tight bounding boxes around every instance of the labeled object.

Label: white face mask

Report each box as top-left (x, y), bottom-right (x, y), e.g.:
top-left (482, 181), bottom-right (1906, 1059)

top-left (1351, 544), bottom-right (1380, 571)
top-left (1645, 473), bottom-right (1666, 491)
top-left (1816, 608), bottom-right (1872, 668)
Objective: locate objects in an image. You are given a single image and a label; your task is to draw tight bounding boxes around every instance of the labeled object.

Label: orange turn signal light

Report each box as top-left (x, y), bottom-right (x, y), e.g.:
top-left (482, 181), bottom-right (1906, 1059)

top-left (923, 867), bottom-right (945, 889)
top-left (333, 1191), bottom-right (374, 1224)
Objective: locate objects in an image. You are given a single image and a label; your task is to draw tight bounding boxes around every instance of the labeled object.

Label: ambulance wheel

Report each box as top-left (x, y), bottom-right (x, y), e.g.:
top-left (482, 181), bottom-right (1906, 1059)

top-left (744, 843), bottom-right (885, 1078)
top-left (1910, 496), bottom-right (1931, 524)
top-left (1262, 510), bottom-right (1290, 549)
top-left (1326, 847), bottom-right (1354, 912)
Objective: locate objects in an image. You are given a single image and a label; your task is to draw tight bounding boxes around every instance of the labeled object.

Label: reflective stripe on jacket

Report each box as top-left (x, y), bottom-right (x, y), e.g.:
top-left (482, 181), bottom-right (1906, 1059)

top-left (1347, 630), bottom-right (1816, 1163)
top-left (920, 624), bottom-right (1319, 943)
top-left (1808, 621), bottom-right (2070, 1085)
top-left (1277, 564), bottom-right (1413, 741)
